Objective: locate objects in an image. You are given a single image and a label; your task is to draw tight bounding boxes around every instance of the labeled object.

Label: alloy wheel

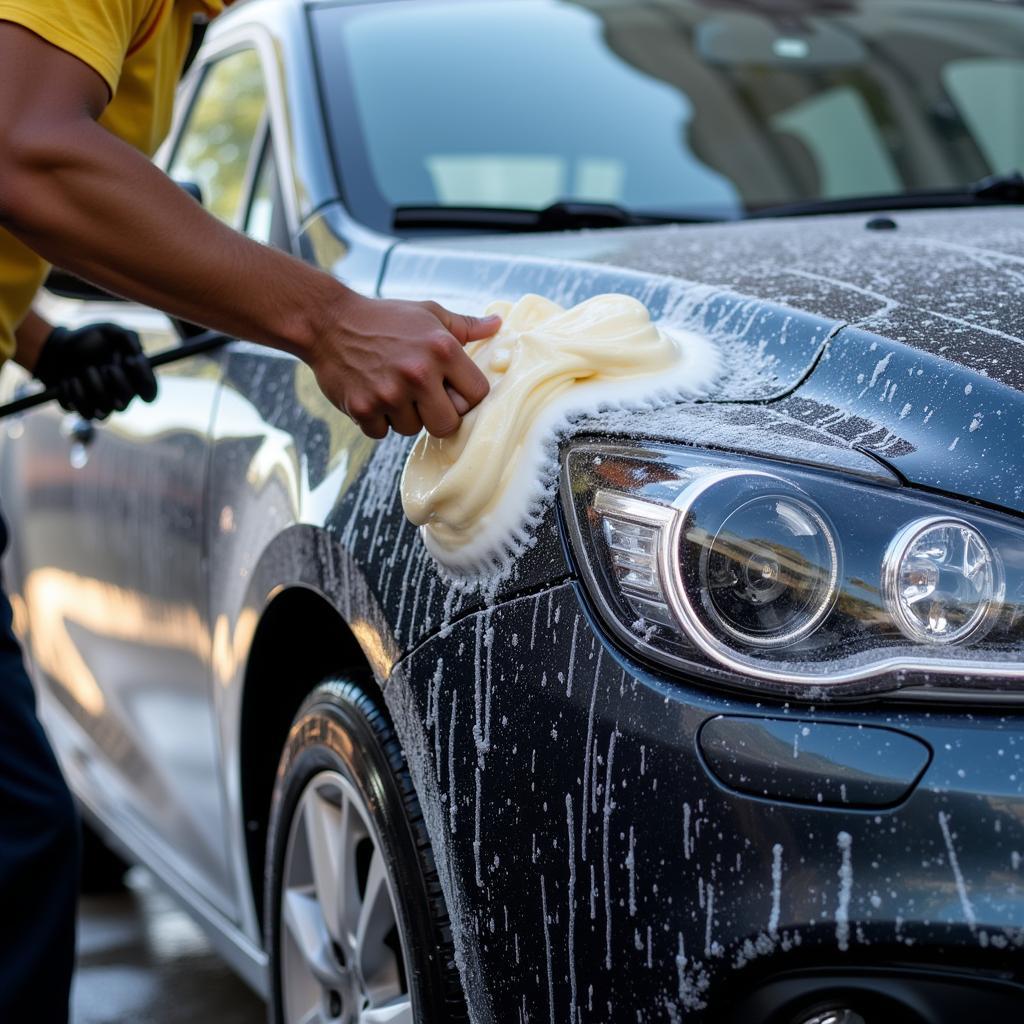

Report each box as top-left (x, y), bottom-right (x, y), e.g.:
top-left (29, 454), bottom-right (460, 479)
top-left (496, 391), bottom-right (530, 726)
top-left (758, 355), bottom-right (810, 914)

top-left (280, 769), bottom-right (413, 1024)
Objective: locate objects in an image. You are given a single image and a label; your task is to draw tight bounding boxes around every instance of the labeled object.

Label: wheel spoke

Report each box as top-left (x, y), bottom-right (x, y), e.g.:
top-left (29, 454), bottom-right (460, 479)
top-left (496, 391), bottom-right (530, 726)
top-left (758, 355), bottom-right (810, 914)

top-left (304, 787), bottom-right (345, 945)
top-left (283, 889), bottom-right (340, 987)
top-left (360, 997), bottom-right (414, 1024)
top-left (283, 889), bottom-right (329, 968)
top-left (282, 939), bottom-right (323, 1024)
top-left (356, 848), bottom-right (400, 1002)
top-left (281, 911), bottom-right (324, 1024)
top-left (337, 793), bottom-right (366, 948)
top-left (297, 1008), bottom-right (326, 1024)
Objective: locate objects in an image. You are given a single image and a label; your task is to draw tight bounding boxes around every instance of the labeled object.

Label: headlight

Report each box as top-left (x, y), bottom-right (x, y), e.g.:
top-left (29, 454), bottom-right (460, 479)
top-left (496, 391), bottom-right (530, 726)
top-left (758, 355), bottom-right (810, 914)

top-left (882, 517), bottom-right (1002, 645)
top-left (674, 472), bottom-right (840, 649)
top-left (561, 442), bottom-right (1023, 698)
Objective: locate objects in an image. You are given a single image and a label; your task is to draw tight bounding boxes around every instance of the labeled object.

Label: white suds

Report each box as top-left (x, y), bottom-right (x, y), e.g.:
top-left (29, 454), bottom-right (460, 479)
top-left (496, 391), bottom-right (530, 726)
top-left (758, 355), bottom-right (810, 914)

top-left (768, 843), bottom-right (783, 937)
top-left (704, 882), bottom-right (715, 957)
top-left (473, 767), bottom-right (483, 887)
top-left (566, 794), bottom-right (578, 1020)
top-left (674, 930), bottom-right (709, 1012)
top-left (447, 691), bottom-right (458, 832)
top-left (835, 831), bottom-right (853, 951)
top-left (675, 932), bottom-right (687, 1000)
top-left (580, 666), bottom-right (599, 862)
top-left (427, 660), bottom-right (444, 783)
top-left (472, 615), bottom-right (493, 758)
top-left (540, 875), bottom-right (555, 1024)
top-left (565, 615), bottom-right (579, 697)
top-left (602, 728), bottom-right (618, 970)
top-left (626, 825), bottom-right (637, 917)
top-left (867, 351), bottom-right (893, 390)
top-left (938, 811), bottom-right (976, 931)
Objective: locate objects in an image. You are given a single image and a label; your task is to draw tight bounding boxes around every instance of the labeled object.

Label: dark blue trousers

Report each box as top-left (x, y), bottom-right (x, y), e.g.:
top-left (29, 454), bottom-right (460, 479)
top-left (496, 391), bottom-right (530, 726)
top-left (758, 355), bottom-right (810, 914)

top-left (0, 517), bottom-right (77, 1023)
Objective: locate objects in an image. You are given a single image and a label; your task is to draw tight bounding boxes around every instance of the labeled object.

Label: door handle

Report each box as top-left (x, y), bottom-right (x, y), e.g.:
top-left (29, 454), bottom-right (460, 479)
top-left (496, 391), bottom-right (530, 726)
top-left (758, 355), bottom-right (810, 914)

top-left (61, 415), bottom-right (96, 446)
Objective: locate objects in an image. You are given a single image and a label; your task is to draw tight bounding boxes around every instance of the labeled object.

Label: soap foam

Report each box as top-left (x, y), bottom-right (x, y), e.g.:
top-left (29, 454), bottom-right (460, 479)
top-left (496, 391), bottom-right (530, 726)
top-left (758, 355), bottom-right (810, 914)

top-left (401, 292), bottom-right (720, 574)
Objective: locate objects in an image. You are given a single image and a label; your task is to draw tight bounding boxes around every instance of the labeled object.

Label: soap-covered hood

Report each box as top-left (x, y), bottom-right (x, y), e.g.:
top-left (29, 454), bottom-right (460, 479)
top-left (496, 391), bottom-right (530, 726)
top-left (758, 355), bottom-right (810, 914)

top-left (382, 207), bottom-right (1024, 515)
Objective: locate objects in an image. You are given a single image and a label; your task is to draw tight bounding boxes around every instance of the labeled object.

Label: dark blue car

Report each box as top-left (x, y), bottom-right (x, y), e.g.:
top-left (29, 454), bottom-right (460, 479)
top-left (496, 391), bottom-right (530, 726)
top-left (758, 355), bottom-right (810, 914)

top-left (2, 1), bottom-right (1023, 1021)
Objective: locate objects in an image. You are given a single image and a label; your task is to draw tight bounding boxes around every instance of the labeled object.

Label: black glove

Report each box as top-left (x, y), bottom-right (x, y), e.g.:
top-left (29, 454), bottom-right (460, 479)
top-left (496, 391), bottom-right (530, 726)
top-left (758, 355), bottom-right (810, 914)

top-left (34, 323), bottom-right (159, 421)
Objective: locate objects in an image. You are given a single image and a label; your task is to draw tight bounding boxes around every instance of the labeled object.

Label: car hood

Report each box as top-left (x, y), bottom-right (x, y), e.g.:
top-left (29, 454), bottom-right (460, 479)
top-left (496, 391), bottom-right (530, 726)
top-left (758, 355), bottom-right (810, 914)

top-left (380, 207), bottom-right (1024, 514)
top-left (587, 207), bottom-right (1024, 387)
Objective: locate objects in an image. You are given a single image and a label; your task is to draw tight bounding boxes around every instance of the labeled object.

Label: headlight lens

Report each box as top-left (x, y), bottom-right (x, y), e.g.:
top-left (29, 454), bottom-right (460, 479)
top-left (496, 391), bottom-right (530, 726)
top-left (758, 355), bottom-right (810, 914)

top-left (680, 474), bottom-right (839, 648)
top-left (562, 442), bottom-right (1023, 698)
top-left (882, 518), bottom-right (1001, 645)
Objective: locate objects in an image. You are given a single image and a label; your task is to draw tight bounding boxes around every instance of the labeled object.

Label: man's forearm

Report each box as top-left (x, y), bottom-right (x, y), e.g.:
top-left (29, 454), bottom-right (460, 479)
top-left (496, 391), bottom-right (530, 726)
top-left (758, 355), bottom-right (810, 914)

top-left (0, 21), bottom-right (496, 439)
top-left (12, 309), bottom-right (52, 372)
top-left (0, 117), bottom-right (337, 359)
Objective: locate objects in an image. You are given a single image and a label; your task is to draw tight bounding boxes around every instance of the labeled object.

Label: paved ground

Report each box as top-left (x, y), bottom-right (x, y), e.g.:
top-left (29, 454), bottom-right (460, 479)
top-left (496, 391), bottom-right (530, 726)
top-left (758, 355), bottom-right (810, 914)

top-left (73, 868), bottom-right (265, 1024)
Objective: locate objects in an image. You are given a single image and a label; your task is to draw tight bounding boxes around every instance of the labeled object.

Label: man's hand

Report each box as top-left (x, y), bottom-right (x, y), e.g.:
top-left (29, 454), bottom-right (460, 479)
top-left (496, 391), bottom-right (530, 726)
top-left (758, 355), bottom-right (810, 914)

top-left (34, 323), bottom-right (158, 420)
top-left (309, 296), bottom-right (499, 439)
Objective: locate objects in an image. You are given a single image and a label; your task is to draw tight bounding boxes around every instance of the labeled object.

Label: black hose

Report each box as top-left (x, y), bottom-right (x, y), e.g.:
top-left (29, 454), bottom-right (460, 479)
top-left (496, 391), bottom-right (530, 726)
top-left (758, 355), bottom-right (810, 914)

top-left (0, 330), bottom-right (231, 419)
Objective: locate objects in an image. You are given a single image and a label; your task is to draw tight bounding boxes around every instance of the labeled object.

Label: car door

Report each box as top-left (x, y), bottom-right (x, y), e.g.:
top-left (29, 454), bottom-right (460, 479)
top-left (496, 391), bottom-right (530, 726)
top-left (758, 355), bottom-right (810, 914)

top-left (7, 45), bottom-right (271, 918)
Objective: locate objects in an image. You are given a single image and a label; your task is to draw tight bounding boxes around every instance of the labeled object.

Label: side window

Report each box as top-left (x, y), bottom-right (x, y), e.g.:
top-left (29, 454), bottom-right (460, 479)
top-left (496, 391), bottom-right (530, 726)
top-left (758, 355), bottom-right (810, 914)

top-left (168, 49), bottom-right (266, 226)
top-left (245, 139), bottom-right (289, 251)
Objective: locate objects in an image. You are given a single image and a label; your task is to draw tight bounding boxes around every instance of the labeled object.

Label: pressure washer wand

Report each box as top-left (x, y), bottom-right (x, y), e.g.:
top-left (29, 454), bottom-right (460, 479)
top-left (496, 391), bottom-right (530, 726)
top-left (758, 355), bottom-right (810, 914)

top-left (0, 330), bottom-right (231, 419)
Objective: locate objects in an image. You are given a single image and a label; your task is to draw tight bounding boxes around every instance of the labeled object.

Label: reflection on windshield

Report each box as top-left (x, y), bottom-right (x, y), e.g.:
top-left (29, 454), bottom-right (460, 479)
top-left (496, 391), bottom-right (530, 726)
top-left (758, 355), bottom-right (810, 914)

top-left (316, 0), bottom-right (1024, 221)
top-left (341, 1), bottom-right (738, 216)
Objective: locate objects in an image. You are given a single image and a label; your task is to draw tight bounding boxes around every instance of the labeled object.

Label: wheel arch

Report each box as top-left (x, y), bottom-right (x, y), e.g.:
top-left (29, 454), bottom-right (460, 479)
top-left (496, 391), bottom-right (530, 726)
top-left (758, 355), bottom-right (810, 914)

top-left (233, 524), bottom-right (398, 940)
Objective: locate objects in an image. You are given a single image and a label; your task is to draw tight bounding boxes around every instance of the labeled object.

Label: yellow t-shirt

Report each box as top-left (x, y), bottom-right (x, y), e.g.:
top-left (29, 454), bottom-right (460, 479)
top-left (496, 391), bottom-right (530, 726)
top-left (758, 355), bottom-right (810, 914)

top-left (0, 0), bottom-right (229, 362)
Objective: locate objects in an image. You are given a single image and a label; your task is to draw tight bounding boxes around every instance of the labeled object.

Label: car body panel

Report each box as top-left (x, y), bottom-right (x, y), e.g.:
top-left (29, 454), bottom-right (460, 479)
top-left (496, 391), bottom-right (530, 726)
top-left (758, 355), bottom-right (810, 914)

top-left (0, 0), bottom-right (1022, 1019)
top-left (390, 580), bottom-right (1024, 1021)
top-left (0, 290), bottom-right (238, 913)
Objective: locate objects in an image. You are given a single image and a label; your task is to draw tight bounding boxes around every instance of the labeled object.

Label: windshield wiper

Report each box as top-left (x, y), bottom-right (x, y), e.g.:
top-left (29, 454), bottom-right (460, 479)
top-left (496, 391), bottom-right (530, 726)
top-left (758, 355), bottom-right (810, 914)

top-left (749, 171), bottom-right (1024, 219)
top-left (393, 200), bottom-right (720, 232)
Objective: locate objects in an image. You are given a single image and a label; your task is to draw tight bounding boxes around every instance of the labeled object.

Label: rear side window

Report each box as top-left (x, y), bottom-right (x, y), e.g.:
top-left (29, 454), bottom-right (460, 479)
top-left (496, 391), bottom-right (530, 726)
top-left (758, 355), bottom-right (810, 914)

top-left (169, 49), bottom-right (267, 226)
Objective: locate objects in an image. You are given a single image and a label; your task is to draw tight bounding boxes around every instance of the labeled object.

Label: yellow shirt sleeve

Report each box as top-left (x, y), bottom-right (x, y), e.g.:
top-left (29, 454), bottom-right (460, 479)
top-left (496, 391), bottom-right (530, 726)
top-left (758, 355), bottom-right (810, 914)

top-left (0, 232), bottom-right (48, 363)
top-left (0, 0), bottom-right (158, 360)
top-left (0, 0), bottom-right (152, 94)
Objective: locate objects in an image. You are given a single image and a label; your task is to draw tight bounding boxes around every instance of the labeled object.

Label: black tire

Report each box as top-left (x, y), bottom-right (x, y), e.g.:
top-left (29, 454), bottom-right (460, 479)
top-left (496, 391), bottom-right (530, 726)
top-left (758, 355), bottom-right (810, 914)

top-left (79, 816), bottom-right (129, 894)
top-left (265, 680), bottom-right (466, 1023)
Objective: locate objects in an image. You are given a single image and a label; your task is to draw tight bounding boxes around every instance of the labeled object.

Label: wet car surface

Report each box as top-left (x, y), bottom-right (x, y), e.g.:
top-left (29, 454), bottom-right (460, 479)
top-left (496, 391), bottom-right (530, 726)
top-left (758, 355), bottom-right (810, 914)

top-left (3, 1), bottom-right (1024, 1021)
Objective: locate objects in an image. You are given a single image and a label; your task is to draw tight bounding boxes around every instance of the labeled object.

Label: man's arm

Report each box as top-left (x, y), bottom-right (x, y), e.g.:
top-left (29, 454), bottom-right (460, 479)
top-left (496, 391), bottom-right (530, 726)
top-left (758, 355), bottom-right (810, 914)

top-left (0, 23), bottom-right (496, 438)
top-left (12, 310), bottom-right (50, 372)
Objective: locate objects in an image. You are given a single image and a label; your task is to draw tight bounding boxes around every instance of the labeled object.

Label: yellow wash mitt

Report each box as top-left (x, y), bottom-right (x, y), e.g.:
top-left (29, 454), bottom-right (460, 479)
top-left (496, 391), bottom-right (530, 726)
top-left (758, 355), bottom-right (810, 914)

top-left (401, 292), bottom-right (719, 573)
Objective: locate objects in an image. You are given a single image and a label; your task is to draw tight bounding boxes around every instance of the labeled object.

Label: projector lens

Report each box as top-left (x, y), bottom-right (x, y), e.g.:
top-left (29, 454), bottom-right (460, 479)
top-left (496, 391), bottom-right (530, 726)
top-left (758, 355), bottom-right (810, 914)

top-left (884, 518), bottom-right (1000, 644)
top-left (700, 493), bottom-right (838, 647)
top-left (672, 473), bottom-right (840, 651)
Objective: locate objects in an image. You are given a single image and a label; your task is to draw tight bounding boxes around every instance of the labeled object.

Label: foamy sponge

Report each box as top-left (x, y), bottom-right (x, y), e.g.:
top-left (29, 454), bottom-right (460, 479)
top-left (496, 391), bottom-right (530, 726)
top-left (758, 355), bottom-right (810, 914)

top-left (401, 292), bottom-right (719, 574)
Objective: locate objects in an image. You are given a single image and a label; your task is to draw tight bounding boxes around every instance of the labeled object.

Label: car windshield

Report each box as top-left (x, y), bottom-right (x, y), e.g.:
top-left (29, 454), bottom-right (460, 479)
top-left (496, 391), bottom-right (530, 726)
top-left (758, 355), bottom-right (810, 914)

top-left (312, 0), bottom-right (1024, 228)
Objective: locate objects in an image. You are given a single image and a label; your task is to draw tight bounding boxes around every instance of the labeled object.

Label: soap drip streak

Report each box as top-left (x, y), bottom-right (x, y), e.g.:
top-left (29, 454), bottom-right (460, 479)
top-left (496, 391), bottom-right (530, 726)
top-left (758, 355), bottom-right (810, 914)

top-left (602, 727), bottom-right (618, 970)
top-left (541, 875), bottom-right (555, 1024)
top-left (580, 648), bottom-right (602, 863)
top-left (566, 793), bottom-right (578, 1023)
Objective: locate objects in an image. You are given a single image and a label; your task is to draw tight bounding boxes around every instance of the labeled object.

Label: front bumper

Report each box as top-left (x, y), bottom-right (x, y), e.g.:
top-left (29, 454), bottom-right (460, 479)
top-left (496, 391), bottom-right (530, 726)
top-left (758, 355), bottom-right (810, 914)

top-left (392, 580), bottom-right (1024, 1022)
